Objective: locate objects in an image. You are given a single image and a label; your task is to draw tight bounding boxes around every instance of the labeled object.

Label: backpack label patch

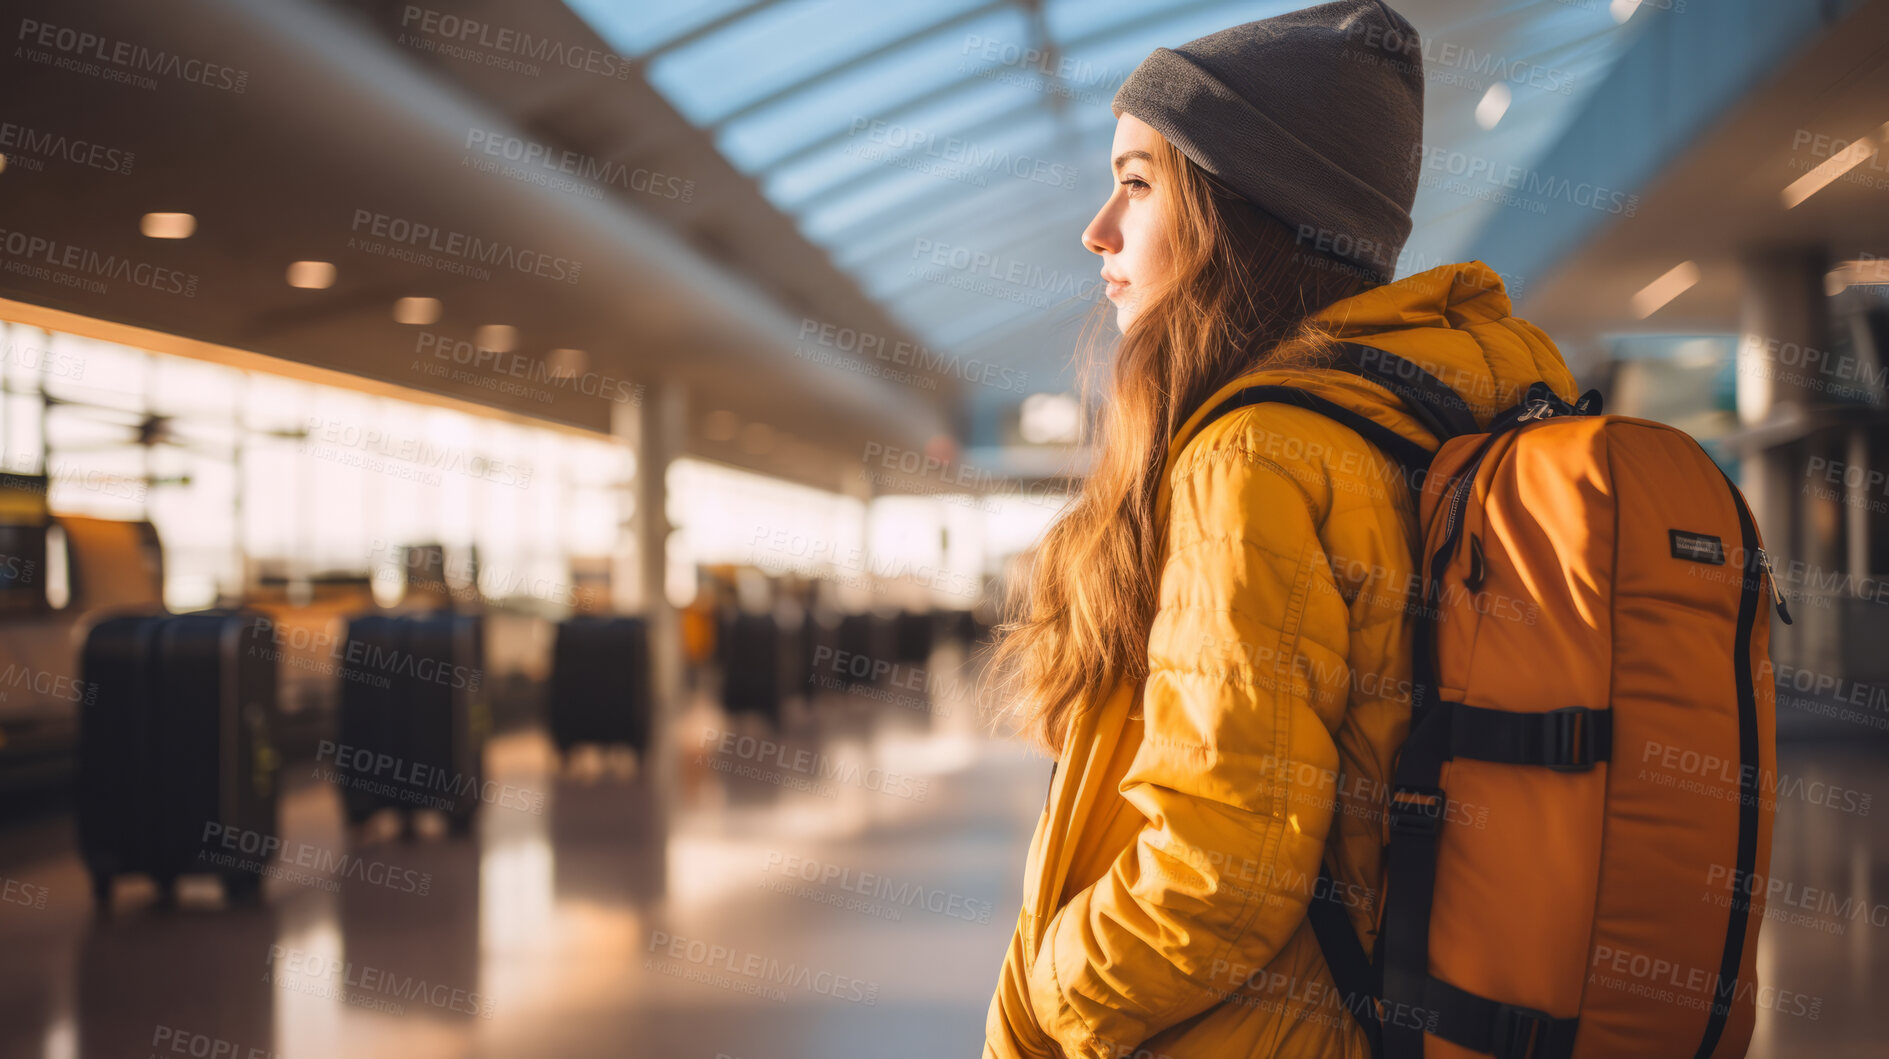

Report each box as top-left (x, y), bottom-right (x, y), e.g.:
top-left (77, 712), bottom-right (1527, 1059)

top-left (1669, 529), bottom-right (1725, 565)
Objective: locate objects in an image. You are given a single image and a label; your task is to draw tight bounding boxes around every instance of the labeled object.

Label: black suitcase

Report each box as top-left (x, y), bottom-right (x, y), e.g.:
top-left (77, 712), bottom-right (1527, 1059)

top-left (79, 610), bottom-right (279, 907)
top-left (337, 612), bottom-right (486, 835)
top-left (722, 612), bottom-right (781, 723)
top-left (337, 613), bottom-right (403, 825)
top-left (548, 615), bottom-right (652, 757)
top-left (405, 611), bottom-right (485, 835)
top-left (894, 610), bottom-right (934, 665)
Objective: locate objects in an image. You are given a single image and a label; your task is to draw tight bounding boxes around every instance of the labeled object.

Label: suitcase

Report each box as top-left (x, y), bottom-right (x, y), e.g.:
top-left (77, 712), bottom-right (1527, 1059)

top-left (721, 612), bottom-right (781, 723)
top-left (548, 615), bottom-right (652, 757)
top-left (336, 612), bottom-right (487, 835)
top-left (893, 610), bottom-right (934, 665)
top-left (78, 610), bottom-right (279, 907)
top-left (336, 614), bottom-right (403, 826)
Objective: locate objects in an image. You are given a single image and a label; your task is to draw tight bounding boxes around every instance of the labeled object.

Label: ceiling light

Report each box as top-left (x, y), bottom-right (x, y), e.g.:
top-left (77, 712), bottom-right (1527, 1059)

top-left (547, 348), bottom-right (587, 377)
top-left (475, 324), bottom-right (517, 352)
top-left (703, 410), bottom-right (739, 442)
top-left (141, 212), bottom-right (196, 238)
top-left (739, 423), bottom-right (775, 455)
top-left (1474, 83), bottom-right (1511, 131)
top-left (1782, 121), bottom-right (1888, 210)
top-left (393, 296), bottom-right (442, 325)
top-left (286, 261), bottom-right (335, 289)
top-left (1630, 261), bottom-right (1699, 319)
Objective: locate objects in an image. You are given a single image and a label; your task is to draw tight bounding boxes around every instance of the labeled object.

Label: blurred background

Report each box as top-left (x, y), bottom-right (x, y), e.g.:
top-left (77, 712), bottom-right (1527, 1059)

top-left (0, 0), bottom-right (1884, 1055)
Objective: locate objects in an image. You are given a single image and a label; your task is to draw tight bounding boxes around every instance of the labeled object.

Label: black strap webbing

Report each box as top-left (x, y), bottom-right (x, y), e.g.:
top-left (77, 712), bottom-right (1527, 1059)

top-left (1195, 385), bottom-right (1433, 499)
top-left (1308, 866), bottom-right (1384, 1058)
top-left (1330, 342), bottom-right (1482, 442)
top-left (1384, 968), bottom-right (1579, 1059)
top-left (1448, 704), bottom-right (1612, 771)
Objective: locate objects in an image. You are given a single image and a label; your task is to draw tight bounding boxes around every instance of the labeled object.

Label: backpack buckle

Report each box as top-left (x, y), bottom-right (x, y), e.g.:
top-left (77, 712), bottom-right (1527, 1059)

top-left (1491, 1002), bottom-right (1565, 1059)
top-left (1543, 707), bottom-right (1597, 772)
top-left (1386, 784), bottom-right (1447, 841)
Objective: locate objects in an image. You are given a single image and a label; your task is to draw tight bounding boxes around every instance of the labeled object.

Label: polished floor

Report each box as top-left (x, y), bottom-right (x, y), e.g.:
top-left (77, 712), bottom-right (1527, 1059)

top-left (0, 687), bottom-right (1884, 1058)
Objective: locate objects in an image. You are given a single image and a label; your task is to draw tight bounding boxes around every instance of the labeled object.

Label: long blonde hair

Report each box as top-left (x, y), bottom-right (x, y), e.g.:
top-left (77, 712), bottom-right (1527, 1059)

top-left (989, 135), bottom-right (1378, 757)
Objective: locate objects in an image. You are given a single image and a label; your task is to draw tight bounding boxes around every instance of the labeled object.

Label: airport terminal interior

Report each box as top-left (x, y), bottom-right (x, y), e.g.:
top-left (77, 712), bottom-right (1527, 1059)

top-left (0, 0), bottom-right (1887, 1055)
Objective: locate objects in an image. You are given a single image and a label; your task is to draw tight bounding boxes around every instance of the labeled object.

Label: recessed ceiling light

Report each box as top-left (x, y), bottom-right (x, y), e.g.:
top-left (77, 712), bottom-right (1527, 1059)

top-left (475, 324), bottom-right (517, 352)
top-left (1630, 261), bottom-right (1700, 319)
top-left (141, 212), bottom-right (195, 239)
top-left (547, 348), bottom-right (586, 377)
top-left (739, 423), bottom-right (775, 455)
top-left (286, 261), bottom-right (335, 289)
top-left (703, 410), bottom-right (739, 442)
top-left (393, 296), bottom-right (442, 325)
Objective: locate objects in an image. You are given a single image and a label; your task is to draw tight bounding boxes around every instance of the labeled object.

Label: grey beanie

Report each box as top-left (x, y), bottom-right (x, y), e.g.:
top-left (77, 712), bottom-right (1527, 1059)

top-left (1111, 0), bottom-right (1425, 282)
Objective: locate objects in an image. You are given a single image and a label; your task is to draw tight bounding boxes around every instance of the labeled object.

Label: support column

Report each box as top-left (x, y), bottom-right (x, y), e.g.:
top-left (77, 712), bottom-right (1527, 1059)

top-left (1735, 246), bottom-right (1835, 670)
top-left (614, 380), bottom-right (685, 813)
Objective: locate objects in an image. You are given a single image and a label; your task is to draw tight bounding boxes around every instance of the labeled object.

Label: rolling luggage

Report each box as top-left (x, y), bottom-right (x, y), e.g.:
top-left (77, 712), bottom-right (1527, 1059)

top-left (79, 610), bottom-right (279, 907)
top-left (721, 612), bottom-right (782, 723)
top-left (336, 611), bottom-right (486, 835)
top-left (548, 615), bottom-right (652, 758)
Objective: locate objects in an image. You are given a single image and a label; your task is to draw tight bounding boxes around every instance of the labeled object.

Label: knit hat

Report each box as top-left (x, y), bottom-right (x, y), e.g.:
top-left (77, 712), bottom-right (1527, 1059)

top-left (1111, 0), bottom-right (1426, 282)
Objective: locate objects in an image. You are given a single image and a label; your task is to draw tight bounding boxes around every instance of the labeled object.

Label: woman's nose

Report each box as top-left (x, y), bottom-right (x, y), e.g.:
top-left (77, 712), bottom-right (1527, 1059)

top-left (1082, 201), bottom-right (1120, 256)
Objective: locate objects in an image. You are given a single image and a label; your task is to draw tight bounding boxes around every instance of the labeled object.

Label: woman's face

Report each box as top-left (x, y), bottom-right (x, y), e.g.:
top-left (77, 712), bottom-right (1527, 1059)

top-left (1082, 112), bottom-right (1175, 334)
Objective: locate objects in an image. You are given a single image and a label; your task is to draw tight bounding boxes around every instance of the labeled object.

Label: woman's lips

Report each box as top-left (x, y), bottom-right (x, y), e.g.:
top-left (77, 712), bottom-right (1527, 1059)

top-left (1105, 280), bottom-right (1129, 300)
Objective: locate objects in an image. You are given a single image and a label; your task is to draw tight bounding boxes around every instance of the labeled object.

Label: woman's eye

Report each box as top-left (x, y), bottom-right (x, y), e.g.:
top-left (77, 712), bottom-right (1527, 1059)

top-left (1119, 178), bottom-right (1150, 194)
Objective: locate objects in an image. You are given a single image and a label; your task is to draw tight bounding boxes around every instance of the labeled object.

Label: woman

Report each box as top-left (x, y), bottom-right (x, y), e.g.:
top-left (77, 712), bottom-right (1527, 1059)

top-left (983, 2), bottom-right (1579, 1056)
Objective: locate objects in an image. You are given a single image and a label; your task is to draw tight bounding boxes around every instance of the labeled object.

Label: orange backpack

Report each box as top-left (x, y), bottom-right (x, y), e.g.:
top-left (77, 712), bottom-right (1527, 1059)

top-left (1197, 344), bottom-right (1790, 1059)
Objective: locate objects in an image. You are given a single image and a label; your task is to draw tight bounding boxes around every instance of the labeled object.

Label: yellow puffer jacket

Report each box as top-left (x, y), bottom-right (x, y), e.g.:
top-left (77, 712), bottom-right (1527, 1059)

top-left (984, 261), bottom-right (1578, 1059)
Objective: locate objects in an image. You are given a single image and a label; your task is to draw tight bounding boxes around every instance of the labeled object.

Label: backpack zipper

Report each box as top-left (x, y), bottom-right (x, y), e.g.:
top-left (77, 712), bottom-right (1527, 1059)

top-left (1757, 550), bottom-right (1794, 625)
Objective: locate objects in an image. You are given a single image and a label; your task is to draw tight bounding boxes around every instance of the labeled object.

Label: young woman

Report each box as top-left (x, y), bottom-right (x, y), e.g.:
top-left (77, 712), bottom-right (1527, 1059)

top-left (983, 3), bottom-right (1579, 1056)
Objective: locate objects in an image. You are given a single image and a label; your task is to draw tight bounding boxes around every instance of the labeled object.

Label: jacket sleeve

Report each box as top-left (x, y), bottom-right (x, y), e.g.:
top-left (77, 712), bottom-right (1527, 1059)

top-left (1025, 440), bottom-right (1354, 1058)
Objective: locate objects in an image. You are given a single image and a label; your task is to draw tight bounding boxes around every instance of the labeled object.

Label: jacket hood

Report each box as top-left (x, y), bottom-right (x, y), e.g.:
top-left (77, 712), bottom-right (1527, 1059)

top-left (1167, 259), bottom-right (1579, 472)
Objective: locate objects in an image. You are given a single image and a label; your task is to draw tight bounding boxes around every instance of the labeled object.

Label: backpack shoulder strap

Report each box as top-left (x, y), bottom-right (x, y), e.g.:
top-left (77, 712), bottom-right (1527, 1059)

top-left (1194, 384), bottom-right (1434, 497)
top-left (1327, 341), bottom-right (1482, 442)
